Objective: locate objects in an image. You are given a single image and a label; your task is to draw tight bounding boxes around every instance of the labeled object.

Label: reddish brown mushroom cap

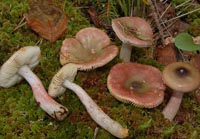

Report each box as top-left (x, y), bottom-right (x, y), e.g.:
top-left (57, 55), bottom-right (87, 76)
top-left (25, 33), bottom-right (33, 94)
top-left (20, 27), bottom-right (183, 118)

top-left (112, 17), bottom-right (153, 47)
top-left (107, 62), bottom-right (165, 108)
top-left (60, 27), bottom-right (118, 70)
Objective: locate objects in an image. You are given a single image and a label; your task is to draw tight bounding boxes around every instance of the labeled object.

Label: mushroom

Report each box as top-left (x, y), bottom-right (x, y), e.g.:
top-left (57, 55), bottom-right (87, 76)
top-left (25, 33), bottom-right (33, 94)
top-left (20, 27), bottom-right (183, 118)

top-left (107, 62), bottom-right (165, 108)
top-left (112, 17), bottom-right (153, 62)
top-left (59, 27), bottom-right (118, 70)
top-left (48, 63), bottom-right (129, 138)
top-left (0, 46), bottom-right (68, 121)
top-left (162, 62), bottom-right (200, 121)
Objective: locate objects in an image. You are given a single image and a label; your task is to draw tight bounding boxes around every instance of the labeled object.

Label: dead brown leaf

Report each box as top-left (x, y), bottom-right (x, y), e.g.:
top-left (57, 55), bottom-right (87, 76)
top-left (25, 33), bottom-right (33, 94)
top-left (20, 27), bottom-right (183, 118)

top-left (190, 54), bottom-right (200, 70)
top-left (24, 0), bottom-right (67, 42)
top-left (86, 7), bottom-right (104, 28)
top-left (153, 44), bottom-right (177, 66)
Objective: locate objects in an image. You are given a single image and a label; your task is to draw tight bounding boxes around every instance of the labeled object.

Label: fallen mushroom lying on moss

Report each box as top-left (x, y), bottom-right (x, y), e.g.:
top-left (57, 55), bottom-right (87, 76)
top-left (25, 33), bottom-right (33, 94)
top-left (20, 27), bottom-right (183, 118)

top-left (52, 26), bottom-right (119, 97)
top-left (48, 63), bottom-right (129, 138)
top-left (0, 46), bottom-right (68, 121)
top-left (48, 27), bottom-right (128, 137)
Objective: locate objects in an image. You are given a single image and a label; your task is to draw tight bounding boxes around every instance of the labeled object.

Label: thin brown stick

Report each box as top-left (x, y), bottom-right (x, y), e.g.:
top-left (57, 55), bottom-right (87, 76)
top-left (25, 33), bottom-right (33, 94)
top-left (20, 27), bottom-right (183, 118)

top-left (13, 16), bottom-right (26, 32)
top-left (149, 0), bottom-right (165, 45)
top-left (159, 3), bottom-right (172, 20)
top-left (162, 7), bottom-right (200, 24)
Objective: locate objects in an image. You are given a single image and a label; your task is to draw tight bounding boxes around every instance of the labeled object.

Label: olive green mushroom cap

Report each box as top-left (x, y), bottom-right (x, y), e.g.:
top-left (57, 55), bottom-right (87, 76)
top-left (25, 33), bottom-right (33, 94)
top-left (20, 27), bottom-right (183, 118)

top-left (0, 46), bottom-right (41, 88)
top-left (48, 63), bottom-right (78, 98)
top-left (162, 62), bottom-right (200, 92)
top-left (59, 27), bottom-right (118, 70)
top-left (107, 62), bottom-right (165, 108)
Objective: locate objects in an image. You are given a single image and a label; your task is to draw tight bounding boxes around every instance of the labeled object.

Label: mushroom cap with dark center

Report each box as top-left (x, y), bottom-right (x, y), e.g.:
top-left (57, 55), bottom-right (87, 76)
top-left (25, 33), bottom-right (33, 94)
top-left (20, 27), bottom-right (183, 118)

top-left (112, 17), bottom-right (153, 47)
top-left (107, 62), bottom-right (165, 108)
top-left (162, 62), bottom-right (200, 92)
top-left (60, 27), bottom-right (118, 70)
top-left (0, 46), bottom-right (41, 88)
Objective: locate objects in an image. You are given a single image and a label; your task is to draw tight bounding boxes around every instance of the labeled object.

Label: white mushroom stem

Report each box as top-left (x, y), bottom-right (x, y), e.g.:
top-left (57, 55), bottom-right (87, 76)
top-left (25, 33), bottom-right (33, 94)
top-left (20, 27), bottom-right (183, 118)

top-left (119, 43), bottom-right (132, 62)
top-left (18, 65), bottom-right (68, 121)
top-left (63, 80), bottom-right (129, 139)
top-left (162, 92), bottom-right (183, 121)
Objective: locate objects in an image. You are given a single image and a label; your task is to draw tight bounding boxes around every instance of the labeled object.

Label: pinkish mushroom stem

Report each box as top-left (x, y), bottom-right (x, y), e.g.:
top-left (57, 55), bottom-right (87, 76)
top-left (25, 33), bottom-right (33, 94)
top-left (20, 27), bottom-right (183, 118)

top-left (63, 79), bottom-right (129, 139)
top-left (162, 92), bottom-right (183, 121)
top-left (18, 65), bottom-right (68, 121)
top-left (120, 43), bottom-right (133, 62)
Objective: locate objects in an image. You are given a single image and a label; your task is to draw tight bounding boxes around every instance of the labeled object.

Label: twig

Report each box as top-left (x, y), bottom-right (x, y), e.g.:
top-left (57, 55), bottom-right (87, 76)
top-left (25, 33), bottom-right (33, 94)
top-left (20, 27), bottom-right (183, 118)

top-left (35, 38), bottom-right (43, 46)
top-left (159, 3), bottom-right (172, 20)
top-left (161, 7), bottom-right (200, 24)
top-left (175, 0), bottom-right (192, 9)
top-left (93, 127), bottom-right (99, 139)
top-left (149, 0), bottom-right (165, 45)
top-left (161, 0), bottom-right (168, 4)
top-left (130, 0), bottom-right (134, 16)
top-left (13, 16), bottom-right (26, 32)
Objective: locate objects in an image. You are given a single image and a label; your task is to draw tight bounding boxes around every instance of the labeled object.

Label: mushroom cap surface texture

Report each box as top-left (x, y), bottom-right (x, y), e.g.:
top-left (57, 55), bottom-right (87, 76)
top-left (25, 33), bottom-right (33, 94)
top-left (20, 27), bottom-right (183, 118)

top-left (107, 62), bottom-right (165, 108)
top-left (60, 27), bottom-right (118, 70)
top-left (162, 62), bottom-right (200, 92)
top-left (48, 63), bottom-right (78, 98)
top-left (112, 17), bottom-right (153, 47)
top-left (0, 46), bottom-right (41, 88)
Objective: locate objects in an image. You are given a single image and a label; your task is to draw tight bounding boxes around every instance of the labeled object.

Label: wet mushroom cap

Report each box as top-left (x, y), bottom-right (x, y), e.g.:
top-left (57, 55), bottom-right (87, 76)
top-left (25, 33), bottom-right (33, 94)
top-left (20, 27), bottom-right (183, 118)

top-left (112, 17), bottom-right (153, 47)
top-left (162, 62), bottom-right (200, 92)
top-left (107, 62), bottom-right (165, 108)
top-left (60, 27), bottom-right (118, 70)
top-left (0, 46), bottom-right (41, 88)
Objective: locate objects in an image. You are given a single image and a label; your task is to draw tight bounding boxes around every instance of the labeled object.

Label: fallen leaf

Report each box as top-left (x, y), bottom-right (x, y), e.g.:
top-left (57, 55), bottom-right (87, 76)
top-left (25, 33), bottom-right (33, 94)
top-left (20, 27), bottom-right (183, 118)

top-left (86, 7), bottom-right (104, 28)
top-left (153, 44), bottom-right (177, 66)
top-left (190, 54), bottom-right (200, 70)
top-left (24, 0), bottom-right (67, 42)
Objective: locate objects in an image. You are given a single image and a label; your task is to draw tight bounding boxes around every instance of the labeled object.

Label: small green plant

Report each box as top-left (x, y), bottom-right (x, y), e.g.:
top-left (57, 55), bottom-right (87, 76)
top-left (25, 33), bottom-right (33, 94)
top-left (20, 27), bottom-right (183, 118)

top-left (137, 118), bottom-right (152, 131)
top-left (175, 32), bottom-right (200, 51)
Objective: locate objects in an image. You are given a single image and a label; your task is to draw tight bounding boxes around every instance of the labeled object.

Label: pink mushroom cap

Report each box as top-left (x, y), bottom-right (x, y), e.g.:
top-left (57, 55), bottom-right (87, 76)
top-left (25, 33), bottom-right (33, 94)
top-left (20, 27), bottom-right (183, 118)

top-left (60, 27), bottom-right (118, 70)
top-left (107, 62), bottom-right (165, 108)
top-left (112, 17), bottom-right (153, 47)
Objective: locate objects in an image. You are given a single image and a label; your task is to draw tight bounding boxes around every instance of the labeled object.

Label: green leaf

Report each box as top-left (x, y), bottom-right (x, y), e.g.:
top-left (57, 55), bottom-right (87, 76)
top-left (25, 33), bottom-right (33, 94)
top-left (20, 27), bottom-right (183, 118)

top-left (175, 33), bottom-right (200, 51)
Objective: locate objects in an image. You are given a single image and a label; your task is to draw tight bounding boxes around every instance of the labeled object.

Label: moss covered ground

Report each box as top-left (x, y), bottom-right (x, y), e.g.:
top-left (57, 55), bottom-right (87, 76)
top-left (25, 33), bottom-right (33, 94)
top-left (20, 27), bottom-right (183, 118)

top-left (0, 0), bottom-right (200, 138)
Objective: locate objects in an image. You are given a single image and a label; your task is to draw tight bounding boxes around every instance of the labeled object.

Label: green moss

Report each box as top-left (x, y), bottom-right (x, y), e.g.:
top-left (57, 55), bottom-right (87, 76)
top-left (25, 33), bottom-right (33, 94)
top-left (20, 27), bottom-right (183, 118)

top-left (1, 0), bottom-right (200, 138)
top-left (187, 18), bottom-right (200, 36)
